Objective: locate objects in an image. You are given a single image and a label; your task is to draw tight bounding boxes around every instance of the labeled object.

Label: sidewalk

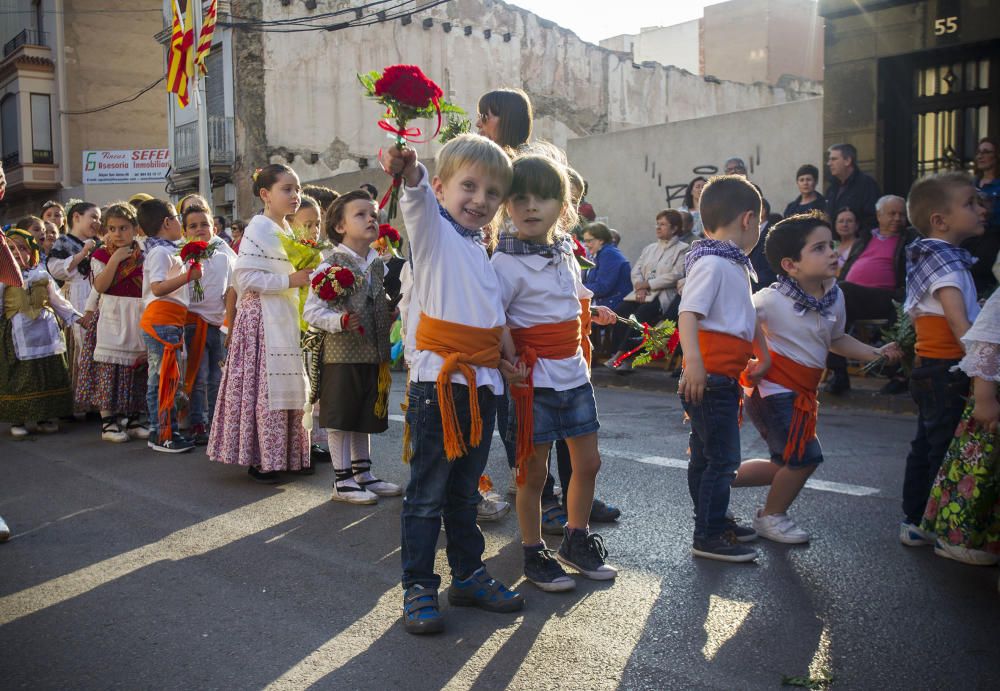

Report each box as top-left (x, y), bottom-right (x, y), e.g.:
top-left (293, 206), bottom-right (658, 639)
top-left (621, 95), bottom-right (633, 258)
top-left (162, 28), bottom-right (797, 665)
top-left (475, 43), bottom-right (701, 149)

top-left (591, 363), bottom-right (918, 415)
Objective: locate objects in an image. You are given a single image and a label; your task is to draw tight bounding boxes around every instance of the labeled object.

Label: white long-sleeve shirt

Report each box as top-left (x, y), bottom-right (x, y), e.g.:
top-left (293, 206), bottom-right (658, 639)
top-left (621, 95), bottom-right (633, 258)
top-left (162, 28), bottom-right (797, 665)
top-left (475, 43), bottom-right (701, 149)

top-left (401, 164), bottom-right (505, 395)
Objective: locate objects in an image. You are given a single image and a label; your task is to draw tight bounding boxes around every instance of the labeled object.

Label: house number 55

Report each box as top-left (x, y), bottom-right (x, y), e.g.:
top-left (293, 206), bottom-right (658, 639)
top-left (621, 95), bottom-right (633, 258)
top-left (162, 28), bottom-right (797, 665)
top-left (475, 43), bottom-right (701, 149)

top-left (934, 16), bottom-right (958, 35)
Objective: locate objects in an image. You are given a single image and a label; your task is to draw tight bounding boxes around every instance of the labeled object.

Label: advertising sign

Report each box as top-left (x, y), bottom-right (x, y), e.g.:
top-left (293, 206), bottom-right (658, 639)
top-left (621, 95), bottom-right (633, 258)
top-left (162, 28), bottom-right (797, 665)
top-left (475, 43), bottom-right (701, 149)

top-left (83, 149), bottom-right (170, 184)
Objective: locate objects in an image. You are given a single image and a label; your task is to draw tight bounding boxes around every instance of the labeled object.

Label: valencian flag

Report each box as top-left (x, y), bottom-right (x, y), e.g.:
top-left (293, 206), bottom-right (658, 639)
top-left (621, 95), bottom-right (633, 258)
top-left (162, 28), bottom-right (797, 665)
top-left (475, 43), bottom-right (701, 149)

top-left (167, 1), bottom-right (194, 107)
top-left (195, 0), bottom-right (217, 76)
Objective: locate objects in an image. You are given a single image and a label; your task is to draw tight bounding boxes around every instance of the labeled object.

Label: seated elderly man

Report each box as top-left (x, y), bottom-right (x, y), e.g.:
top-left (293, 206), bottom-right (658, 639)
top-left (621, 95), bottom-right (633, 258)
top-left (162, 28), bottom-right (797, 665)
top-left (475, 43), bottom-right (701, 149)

top-left (825, 194), bottom-right (918, 394)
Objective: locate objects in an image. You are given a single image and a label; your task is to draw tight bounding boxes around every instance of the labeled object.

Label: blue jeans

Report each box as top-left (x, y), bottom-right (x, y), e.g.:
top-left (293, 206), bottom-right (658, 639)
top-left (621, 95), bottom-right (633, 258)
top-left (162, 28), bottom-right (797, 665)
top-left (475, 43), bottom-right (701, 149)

top-left (183, 322), bottom-right (226, 427)
top-left (680, 374), bottom-right (743, 541)
top-left (144, 324), bottom-right (184, 441)
top-left (903, 359), bottom-right (969, 524)
top-left (401, 381), bottom-right (497, 590)
top-left (745, 389), bottom-right (824, 467)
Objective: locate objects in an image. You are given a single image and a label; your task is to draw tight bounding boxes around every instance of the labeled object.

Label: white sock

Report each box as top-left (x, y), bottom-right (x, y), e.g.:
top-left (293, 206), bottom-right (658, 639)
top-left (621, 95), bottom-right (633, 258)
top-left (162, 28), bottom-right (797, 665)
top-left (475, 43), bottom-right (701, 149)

top-left (350, 432), bottom-right (370, 461)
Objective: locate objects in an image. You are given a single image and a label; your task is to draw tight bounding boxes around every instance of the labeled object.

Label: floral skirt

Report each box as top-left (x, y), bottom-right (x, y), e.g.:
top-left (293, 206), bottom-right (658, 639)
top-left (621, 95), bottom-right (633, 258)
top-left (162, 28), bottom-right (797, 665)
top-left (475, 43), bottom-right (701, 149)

top-left (75, 315), bottom-right (147, 414)
top-left (921, 401), bottom-right (1000, 554)
top-left (207, 292), bottom-right (309, 472)
top-left (0, 317), bottom-right (72, 423)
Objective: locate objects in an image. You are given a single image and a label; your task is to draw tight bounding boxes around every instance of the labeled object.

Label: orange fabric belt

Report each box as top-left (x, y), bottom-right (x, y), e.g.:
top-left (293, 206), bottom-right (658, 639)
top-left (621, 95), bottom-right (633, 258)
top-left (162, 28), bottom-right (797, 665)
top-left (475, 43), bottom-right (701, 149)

top-left (184, 311), bottom-right (208, 398)
top-left (914, 315), bottom-right (965, 360)
top-left (684, 330), bottom-right (755, 379)
top-left (509, 316), bottom-right (586, 483)
top-left (140, 300), bottom-right (188, 443)
top-left (744, 351), bottom-right (823, 461)
top-left (414, 312), bottom-right (502, 460)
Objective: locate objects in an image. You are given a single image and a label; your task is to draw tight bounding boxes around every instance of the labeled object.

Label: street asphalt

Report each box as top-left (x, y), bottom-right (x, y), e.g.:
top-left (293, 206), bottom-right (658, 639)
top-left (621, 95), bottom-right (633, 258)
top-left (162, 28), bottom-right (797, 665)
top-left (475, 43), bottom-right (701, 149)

top-left (0, 380), bottom-right (997, 690)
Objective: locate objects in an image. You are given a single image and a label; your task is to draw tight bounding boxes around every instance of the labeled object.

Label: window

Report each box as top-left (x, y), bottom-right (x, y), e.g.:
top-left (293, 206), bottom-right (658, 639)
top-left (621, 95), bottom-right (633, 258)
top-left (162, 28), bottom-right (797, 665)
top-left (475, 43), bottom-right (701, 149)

top-left (30, 93), bottom-right (51, 164)
top-left (1, 94), bottom-right (19, 167)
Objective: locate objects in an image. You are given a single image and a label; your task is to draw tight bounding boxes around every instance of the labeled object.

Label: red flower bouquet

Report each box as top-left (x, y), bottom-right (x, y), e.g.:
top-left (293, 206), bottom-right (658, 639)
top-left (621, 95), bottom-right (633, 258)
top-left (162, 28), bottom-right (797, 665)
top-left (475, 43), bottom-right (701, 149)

top-left (311, 263), bottom-right (359, 308)
top-left (372, 223), bottom-right (402, 258)
top-left (177, 240), bottom-right (216, 301)
top-left (607, 316), bottom-right (678, 368)
top-left (359, 64), bottom-right (464, 221)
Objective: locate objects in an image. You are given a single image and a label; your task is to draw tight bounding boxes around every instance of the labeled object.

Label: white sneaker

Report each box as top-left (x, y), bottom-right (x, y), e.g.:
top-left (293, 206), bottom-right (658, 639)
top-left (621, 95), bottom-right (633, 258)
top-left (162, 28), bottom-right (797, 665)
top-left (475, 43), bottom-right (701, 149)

top-left (10, 425), bottom-right (29, 438)
top-left (899, 521), bottom-right (935, 547)
top-left (934, 539), bottom-right (999, 566)
top-left (477, 492), bottom-right (511, 522)
top-left (752, 511), bottom-right (810, 544)
top-left (331, 478), bottom-right (378, 505)
top-left (101, 417), bottom-right (129, 443)
top-left (0, 515), bottom-right (9, 542)
top-left (36, 420), bottom-right (59, 434)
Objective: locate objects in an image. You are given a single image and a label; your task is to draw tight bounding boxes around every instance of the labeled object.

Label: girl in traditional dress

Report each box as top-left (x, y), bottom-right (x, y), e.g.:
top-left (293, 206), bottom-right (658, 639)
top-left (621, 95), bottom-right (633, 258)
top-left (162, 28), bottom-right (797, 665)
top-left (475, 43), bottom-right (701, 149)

top-left (45, 201), bottom-right (101, 407)
top-left (921, 288), bottom-right (1000, 567)
top-left (0, 228), bottom-right (80, 436)
top-left (302, 190), bottom-right (401, 504)
top-left (76, 202), bottom-right (149, 442)
top-left (207, 164), bottom-right (313, 482)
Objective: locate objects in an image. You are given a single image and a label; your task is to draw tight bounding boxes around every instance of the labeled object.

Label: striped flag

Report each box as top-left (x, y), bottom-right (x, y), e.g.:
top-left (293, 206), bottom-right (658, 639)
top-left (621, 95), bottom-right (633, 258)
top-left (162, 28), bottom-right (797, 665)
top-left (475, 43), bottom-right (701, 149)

top-left (0, 237), bottom-right (24, 288)
top-left (195, 0), bottom-right (217, 76)
top-left (166, 1), bottom-right (194, 108)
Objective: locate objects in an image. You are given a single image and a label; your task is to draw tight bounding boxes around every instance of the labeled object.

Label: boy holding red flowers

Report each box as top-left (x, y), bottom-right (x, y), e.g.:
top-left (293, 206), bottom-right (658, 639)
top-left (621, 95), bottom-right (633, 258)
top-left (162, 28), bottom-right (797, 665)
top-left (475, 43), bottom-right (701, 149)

top-left (302, 189), bottom-right (401, 505)
top-left (381, 134), bottom-right (525, 634)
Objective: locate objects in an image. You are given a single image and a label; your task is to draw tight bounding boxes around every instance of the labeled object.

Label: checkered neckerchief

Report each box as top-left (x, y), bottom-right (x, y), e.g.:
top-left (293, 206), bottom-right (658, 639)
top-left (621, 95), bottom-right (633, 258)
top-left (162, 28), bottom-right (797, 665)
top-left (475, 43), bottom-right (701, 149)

top-left (684, 238), bottom-right (757, 282)
top-left (904, 238), bottom-right (976, 313)
top-left (772, 276), bottom-right (840, 321)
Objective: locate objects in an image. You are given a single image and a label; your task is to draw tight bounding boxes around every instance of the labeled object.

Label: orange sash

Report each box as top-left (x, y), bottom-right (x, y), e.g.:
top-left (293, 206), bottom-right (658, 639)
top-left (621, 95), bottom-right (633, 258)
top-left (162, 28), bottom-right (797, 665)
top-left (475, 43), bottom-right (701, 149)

top-left (685, 330), bottom-right (755, 379)
top-left (743, 352), bottom-right (823, 461)
top-left (184, 312), bottom-right (208, 398)
top-left (914, 315), bottom-right (964, 360)
top-left (414, 313), bottom-right (502, 460)
top-left (140, 300), bottom-right (187, 443)
top-left (509, 315), bottom-right (586, 483)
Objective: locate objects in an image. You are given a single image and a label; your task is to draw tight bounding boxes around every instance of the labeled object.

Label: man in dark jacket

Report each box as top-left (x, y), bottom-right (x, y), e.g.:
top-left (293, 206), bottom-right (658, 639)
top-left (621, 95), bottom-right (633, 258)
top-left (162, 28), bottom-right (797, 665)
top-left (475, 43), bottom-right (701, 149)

top-left (825, 143), bottom-right (881, 233)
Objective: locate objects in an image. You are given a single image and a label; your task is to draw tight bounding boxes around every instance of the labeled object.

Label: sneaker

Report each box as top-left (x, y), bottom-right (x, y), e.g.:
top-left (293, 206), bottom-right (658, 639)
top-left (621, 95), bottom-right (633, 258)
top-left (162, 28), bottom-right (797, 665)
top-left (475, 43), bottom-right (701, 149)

top-left (934, 538), bottom-right (999, 566)
top-left (248, 466), bottom-right (281, 484)
top-left (477, 492), bottom-right (511, 522)
top-left (36, 420), bottom-right (59, 434)
top-left (524, 547), bottom-right (576, 592)
top-left (351, 459), bottom-right (402, 497)
top-left (0, 515), bottom-right (9, 542)
top-left (402, 585), bottom-right (444, 635)
top-left (603, 354), bottom-right (624, 370)
top-left (752, 511), bottom-right (808, 544)
top-left (147, 437), bottom-right (195, 454)
top-left (101, 417), bottom-right (129, 443)
top-left (190, 423), bottom-right (210, 446)
top-left (124, 417), bottom-right (150, 440)
top-left (331, 468), bottom-right (377, 505)
top-left (557, 528), bottom-right (618, 580)
top-left (899, 521), bottom-right (935, 547)
top-left (590, 498), bottom-right (622, 523)
top-left (447, 567), bottom-right (524, 613)
top-left (724, 516), bottom-right (758, 543)
top-left (541, 502), bottom-right (568, 535)
top-left (691, 534), bottom-right (758, 562)
top-left (10, 425), bottom-right (29, 438)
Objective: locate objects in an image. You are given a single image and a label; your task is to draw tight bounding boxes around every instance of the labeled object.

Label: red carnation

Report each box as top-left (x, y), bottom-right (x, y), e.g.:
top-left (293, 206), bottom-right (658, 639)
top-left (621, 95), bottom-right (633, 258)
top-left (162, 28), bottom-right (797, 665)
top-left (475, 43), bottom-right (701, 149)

top-left (311, 271), bottom-right (325, 288)
top-left (666, 330), bottom-right (680, 354)
top-left (379, 224), bottom-right (401, 243)
top-left (373, 65), bottom-right (442, 110)
top-left (179, 240), bottom-right (209, 261)
top-left (334, 268), bottom-right (355, 288)
top-left (318, 282), bottom-right (337, 302)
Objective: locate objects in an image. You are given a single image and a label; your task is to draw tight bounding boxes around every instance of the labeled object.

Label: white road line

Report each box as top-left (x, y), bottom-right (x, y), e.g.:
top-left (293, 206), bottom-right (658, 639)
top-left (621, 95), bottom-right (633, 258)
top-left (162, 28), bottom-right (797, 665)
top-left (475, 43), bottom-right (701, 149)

top-left (385, 418), bottom-right (881, 498)
top-left (388, 413), bottom-right (500, 437)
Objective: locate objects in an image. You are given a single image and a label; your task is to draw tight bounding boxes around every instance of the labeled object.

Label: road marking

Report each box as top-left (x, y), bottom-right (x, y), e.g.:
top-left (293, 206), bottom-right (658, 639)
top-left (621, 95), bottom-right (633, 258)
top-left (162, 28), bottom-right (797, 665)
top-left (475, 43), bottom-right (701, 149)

top-left (388, 413), bottom-right (500, 437)
top-left (385, 421), bottom-right (882, 498)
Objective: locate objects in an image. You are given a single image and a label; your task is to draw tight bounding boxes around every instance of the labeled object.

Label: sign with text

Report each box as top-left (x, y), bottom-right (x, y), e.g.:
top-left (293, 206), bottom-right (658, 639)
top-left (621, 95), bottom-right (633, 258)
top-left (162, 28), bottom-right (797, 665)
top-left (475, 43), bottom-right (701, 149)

top-left (82, 149), bottom-right (170, 184)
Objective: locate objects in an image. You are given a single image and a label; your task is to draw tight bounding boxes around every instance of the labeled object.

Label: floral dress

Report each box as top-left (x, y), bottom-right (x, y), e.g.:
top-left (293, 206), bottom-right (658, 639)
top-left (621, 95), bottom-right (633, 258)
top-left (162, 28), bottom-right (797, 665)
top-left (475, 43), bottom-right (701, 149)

top-left (920, 303), bottom-right (1000, 555)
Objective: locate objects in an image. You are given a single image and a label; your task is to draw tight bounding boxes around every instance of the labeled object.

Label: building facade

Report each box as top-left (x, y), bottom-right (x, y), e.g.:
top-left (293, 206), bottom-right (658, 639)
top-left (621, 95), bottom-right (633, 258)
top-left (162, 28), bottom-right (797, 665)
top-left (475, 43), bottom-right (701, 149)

top-left (0, 0), bottom-right (168, 217)
top-left (820, 0), bottom-right (999, 194)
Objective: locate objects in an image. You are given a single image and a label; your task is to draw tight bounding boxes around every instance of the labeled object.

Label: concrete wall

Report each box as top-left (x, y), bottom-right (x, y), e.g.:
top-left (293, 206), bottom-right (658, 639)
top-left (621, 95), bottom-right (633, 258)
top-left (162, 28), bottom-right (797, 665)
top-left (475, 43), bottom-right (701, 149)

top-left (566, 98), bottom-right (823, 264)
top-left (244, 0), bottom-right (821, 211)
top-left (62, 0), bottom-right (167, 186)
top-left (631, 21), bottom-right (702, 74)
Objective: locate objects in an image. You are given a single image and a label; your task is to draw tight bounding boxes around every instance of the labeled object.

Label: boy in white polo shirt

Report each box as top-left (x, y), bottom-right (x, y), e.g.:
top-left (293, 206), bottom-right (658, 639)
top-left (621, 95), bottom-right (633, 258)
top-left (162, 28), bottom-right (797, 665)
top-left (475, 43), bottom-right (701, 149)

top-left (181, 204), bottom-right (237, 445)
top-left (735, 212), bottom-right (901, 543)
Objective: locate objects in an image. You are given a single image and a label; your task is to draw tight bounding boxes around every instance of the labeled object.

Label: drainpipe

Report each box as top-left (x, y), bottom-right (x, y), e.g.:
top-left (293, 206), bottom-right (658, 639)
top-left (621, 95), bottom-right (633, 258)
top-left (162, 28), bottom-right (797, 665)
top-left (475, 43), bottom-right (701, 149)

top-left (54, 0), bottom-right (70, 191)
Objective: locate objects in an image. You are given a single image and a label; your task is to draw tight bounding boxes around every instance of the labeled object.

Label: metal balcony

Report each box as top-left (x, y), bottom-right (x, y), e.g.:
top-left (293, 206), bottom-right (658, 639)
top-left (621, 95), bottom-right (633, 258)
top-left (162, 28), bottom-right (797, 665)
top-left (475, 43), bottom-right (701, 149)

top-left (3, 30), bottom-right (48, 57)
top-left (173, 116), bottom-right (235, 172)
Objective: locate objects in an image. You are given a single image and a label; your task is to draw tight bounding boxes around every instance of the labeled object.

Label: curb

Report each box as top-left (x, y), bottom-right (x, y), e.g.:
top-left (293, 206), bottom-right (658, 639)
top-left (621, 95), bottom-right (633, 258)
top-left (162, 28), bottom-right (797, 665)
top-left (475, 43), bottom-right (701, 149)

top-left (591, 367), bottom-right (917, 416)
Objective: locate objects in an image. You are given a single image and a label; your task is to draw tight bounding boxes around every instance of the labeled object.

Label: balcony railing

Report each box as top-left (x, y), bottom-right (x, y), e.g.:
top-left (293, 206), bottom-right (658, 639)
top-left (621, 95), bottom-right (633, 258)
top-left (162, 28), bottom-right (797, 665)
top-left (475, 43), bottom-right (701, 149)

top-left (173, 116), bottom-right (235, 172)
top-left (3, 30), bottom-right (48, 58)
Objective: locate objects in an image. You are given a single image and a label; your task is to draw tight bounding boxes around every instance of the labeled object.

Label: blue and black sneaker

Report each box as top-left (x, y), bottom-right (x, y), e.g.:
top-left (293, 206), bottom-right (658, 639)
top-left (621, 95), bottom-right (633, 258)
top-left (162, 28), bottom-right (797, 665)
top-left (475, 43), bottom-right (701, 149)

top-left (403, 585), bottom-right (444, 635)
top-left (447, 567), bottom-right (524, 613)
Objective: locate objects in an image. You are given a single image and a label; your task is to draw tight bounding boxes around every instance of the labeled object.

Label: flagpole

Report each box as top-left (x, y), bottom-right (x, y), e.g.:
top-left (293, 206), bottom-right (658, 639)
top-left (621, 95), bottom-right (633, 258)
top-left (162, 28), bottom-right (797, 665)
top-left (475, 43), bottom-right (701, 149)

top-left (192, 0), bottom-right (211, 202)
